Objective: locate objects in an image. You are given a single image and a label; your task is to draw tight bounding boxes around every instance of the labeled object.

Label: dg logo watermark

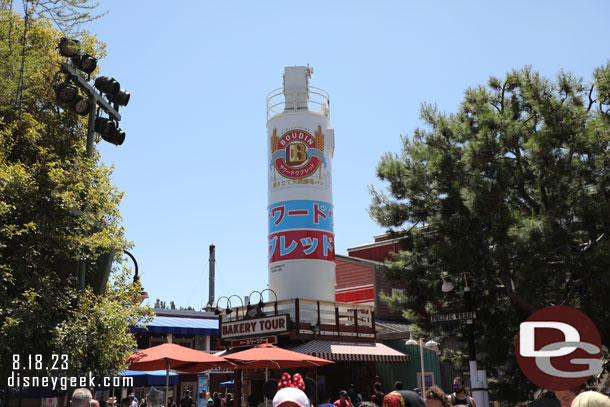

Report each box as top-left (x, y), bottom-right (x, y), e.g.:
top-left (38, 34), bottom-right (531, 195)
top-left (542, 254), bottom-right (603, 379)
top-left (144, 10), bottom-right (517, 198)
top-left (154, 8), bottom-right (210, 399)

top-left (516, 305), bottom-right (603, 390)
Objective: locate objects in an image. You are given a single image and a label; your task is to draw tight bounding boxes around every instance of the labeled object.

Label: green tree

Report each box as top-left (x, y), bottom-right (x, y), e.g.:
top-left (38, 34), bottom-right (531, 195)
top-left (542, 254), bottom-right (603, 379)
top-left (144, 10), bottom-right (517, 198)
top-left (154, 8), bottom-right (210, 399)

top-left (152, 299), bottom-right (196, 311)
top-left (154, 298), bottom-right (168, 309)
top-left (369, 65), bottom-right (610, 403)
top-left (0, 3), bottom-right (150, 383)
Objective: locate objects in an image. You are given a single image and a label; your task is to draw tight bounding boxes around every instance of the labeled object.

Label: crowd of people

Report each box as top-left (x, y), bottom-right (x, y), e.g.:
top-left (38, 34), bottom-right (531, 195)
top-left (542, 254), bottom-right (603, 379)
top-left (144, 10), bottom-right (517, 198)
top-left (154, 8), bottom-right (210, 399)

top-left (70, 375), bottom-right (610, 407)
top-left (314, 377), bottom-right (609, 407)
top-left (178, 389), bottom-right (235, 407)
top-left (86, 388), bottom-right (233, 407)
top-left (317, 378), bottom-right (475, 407)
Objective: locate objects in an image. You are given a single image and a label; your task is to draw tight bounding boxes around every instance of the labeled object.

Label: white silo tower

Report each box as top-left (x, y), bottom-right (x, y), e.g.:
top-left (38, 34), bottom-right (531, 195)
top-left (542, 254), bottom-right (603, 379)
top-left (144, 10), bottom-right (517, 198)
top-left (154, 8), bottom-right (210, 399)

top-left (266, 66), bottom-right (335, 302)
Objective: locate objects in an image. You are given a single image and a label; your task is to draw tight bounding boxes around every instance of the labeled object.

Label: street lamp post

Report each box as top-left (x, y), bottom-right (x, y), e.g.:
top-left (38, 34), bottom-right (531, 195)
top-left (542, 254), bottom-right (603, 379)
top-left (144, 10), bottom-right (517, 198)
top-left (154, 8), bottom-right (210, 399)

top-left (247, 288), bottom-right (279, 315)
top-left (442, 273), bottom-right (489, 407)
top-left (123, 250), bottom-right (149, 304)
top-left (259, 288), bottom-right (278, 315)
top-left (214, 296), bottom-right (235, 321)
top-left (406, 334), bottom-right (438, 397)
top-left (227, 295), bottom-right (245, 319)
top-left (247, 290), bottom-right (262, 311)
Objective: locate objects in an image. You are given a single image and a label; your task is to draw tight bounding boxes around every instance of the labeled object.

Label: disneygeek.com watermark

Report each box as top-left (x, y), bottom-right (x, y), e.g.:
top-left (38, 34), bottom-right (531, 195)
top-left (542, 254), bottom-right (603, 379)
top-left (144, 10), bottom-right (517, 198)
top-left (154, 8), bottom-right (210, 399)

top-left (515, 305), bottom-right (603, 391)
top-left (7, 354), bottom-right (133, 391)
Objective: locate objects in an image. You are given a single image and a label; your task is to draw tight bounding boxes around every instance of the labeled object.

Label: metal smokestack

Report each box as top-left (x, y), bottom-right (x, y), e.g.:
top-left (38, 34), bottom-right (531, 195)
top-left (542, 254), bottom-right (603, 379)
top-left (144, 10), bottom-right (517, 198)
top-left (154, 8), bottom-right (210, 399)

top-left (208, 244), bottom-right (215, 306)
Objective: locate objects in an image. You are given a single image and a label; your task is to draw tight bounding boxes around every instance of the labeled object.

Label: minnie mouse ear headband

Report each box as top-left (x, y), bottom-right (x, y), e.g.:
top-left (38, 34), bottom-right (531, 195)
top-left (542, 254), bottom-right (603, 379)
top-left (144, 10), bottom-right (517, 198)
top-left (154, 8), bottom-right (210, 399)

top-left (272, 373), bottom-right (308, 407)
top-left (263, 373), bottom-right (315, 407)
top-left (278, 373), bottom-right (305, 391)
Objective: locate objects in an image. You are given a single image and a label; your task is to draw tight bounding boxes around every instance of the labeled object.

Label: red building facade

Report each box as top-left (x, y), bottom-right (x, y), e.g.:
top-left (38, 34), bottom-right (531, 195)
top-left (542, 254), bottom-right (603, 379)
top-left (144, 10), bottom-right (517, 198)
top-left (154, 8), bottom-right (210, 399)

top-left (335, 233), bottom-right (406, 321)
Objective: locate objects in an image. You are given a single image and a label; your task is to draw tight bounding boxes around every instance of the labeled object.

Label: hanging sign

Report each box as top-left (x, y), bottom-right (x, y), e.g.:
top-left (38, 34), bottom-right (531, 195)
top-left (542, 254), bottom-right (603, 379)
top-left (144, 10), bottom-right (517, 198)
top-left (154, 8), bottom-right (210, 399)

top-left (430, 312), bottom-right (477, 322)
top-left (231, 336), bottom-right (277, 348)
top-left (221, 314), bottom-right (288, 339)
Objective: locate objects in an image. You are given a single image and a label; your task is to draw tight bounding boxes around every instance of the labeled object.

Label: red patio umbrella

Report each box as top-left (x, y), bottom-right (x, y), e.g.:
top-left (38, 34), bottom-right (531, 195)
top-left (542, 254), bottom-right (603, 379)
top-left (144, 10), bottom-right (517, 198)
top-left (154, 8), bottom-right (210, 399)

top-left (223, 343), bottom-right (333, 370)
top-left (128, 343), bottom-right (235, 407)
top-left (224, 343), bottom-right (333, 405)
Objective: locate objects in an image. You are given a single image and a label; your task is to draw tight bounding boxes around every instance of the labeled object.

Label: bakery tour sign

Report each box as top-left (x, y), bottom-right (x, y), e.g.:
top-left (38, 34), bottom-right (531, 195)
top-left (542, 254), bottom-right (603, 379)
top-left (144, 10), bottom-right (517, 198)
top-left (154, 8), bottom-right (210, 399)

top-left (220, 314), bottom-right (289, 339)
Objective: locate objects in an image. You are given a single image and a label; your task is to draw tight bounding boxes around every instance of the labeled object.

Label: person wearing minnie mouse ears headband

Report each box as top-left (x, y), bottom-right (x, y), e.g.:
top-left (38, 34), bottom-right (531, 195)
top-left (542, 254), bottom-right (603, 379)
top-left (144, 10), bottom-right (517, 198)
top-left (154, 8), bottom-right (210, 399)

top-left (271, 373), bottom-right (311, 407)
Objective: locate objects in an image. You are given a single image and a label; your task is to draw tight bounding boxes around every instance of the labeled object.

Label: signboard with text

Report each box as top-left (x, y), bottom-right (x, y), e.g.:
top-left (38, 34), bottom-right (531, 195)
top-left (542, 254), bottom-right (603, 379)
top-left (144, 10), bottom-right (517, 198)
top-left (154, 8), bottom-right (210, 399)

top-left (221, 314), bottom-right (288, 339)
top-left (231, 336), bottom-right (277, 348)
top-left (430, 312), bottom-right (477, 323)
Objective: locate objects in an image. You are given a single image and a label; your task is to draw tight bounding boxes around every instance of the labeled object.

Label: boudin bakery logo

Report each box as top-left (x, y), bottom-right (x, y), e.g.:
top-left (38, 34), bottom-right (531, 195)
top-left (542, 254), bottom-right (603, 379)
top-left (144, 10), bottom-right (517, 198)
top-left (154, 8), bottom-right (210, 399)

top-left (270, 126), bottom-right (326, 179)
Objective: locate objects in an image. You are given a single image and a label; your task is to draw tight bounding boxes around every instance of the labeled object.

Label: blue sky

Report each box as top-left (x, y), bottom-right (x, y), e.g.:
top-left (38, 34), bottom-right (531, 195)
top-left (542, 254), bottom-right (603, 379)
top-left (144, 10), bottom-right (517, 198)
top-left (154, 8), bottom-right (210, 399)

top-left (85, 1), bottom-right (609, 309)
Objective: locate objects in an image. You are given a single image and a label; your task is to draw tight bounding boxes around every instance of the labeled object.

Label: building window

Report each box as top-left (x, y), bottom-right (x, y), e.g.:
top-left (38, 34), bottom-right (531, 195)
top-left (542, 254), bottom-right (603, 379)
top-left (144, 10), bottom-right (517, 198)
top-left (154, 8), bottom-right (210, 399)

top-left (416, 372), bottom-right (434, 389)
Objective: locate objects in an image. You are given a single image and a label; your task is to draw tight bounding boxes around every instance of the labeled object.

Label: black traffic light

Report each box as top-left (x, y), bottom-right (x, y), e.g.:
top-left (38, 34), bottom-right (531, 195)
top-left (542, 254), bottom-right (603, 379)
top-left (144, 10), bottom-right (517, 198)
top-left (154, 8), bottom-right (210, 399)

top-left (95, 76), bottom-right (130, 107)
top-left (55, 38), bottom-right (130, 152)
top-left (58, 38), bottom-right (97, 75)
top-left (71, 53), bottom-right (97, 74)
top-left (58, 38), bottom-right (80, 58)
top-left (55, 82), bottom-right (91, 116)
top-left (95, 76), bottom-right (120, 95)
top-left (54, 82), bottom-right (79, 104)
top-left (105, 128), bottom-right (125, 146)
top-left (109, 89), bottom-right (130, 106)
top-left (95, 117), bottom-right (125, 146)
top-left (72, 95), bottom-right (91, 116)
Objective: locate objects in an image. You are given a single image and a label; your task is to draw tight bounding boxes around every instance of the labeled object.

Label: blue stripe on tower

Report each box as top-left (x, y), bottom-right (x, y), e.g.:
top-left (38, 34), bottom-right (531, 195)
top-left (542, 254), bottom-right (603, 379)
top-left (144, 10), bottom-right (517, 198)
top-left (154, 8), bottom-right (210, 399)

top-left (268, 200), bottom-right (334, 234)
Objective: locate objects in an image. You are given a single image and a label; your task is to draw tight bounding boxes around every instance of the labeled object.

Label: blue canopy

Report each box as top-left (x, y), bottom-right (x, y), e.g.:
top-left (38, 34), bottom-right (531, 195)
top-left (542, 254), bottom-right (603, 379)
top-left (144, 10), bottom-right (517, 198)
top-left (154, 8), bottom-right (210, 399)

top-left (122, 370), bottom-right (179, 386)
top-left (131, 316), bottom-right (218, 336)
top-left (219, 380), bottom-right (234, 387)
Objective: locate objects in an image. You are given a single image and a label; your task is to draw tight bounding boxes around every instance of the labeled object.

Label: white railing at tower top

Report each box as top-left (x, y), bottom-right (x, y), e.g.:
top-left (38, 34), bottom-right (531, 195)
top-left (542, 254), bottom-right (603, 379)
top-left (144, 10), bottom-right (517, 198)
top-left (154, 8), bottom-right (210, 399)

top-left (266, 86), bottom-right (330, 120)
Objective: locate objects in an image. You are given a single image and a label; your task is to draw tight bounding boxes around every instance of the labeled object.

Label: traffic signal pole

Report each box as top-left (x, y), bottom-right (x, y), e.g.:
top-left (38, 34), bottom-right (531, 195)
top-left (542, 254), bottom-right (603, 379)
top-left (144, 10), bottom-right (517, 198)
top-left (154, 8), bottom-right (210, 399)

top-left (464, 285), bottom-right (489, 407)
top-left (77, 99), bottom-right (96, 290)
top-left (87, 96), bottom-right (96, 158)
top-left (60, 62), bottom-right (123, 290)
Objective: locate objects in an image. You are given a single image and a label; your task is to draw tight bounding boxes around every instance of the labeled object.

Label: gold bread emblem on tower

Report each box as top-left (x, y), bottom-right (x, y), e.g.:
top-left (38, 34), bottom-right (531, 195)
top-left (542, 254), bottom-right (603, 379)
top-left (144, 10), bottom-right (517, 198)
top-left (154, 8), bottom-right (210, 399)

top-left (271, 128), bottom-right (279, 153)
top-left (315, 125), bottom-right (324, 152)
